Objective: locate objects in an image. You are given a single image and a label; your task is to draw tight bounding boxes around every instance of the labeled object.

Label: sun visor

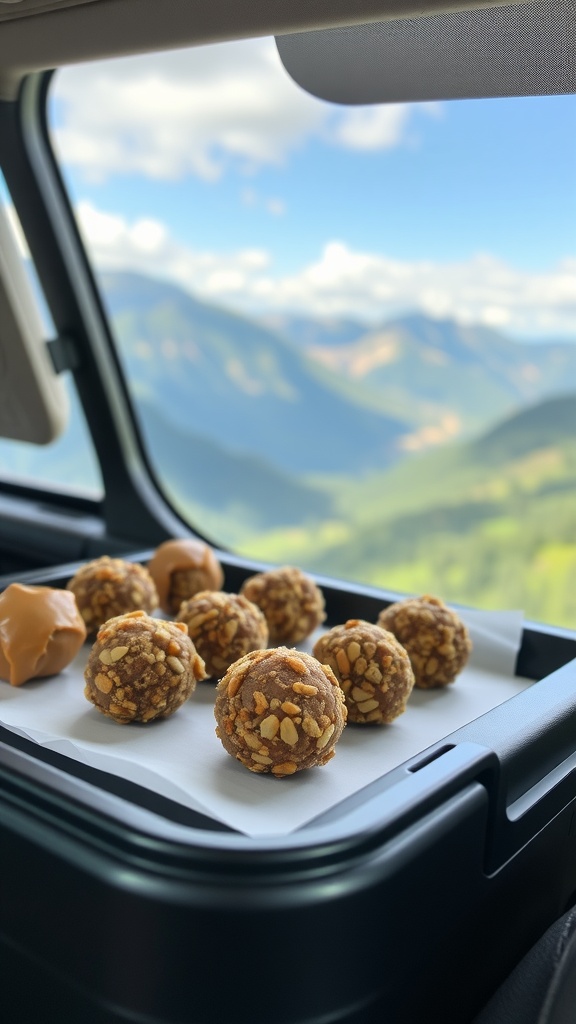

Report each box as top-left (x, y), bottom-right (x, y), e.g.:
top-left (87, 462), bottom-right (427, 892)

top-left (275, 0), bottom-right (576, 104)
top-left (0, 202), bottom-right (68, 445)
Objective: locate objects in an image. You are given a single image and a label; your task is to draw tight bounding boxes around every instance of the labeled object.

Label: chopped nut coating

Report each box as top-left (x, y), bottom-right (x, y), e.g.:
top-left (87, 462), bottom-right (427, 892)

top-left (240, 566), bottom-right (325, 644)
top-left (67, 556), bottom-right (158, 635)
top-left (176, 590), bottom-right (268, 678)
top-left (214, 647), bottom-right (346, 776)
top-left (377, 595), bottom-right (472, 689)
top-left (84, 610), bottom-right (207, 723)
top-left (313, 620), bottom-right (415, 724)
top-left (147, 538), bottom-right (224, 615)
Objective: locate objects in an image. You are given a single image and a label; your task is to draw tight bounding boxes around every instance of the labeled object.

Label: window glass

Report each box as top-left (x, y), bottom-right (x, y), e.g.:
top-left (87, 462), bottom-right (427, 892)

top-left (48, 40), bottom-right (576, 627)
top-left (0, 177), bottom-right (103, 497)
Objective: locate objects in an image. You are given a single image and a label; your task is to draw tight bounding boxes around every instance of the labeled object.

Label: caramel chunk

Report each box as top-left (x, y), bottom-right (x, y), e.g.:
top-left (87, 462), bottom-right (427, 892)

top-left (67, 556), bottom-right (158, 635)
top-left (214, 647), bottom-right (346, 776)
top-left (84, 610), bottom-right (207, 723)
top-left (239, 566), bottom-right (325, 645)
top-left (313, 619), bottom-right (414, 724)
top-left (147, 538), bottom-right (224, 615)
top-left (377, 594), bottom-right (472, 689)
top-left (0, 583), bottom-right (87, 686)
top-left (176, 590), bottom-right (268, 678)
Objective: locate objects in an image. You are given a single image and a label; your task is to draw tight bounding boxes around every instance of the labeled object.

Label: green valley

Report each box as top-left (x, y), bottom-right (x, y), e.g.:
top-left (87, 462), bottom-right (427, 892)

top-left (228, 394), bottom-right (576, 629)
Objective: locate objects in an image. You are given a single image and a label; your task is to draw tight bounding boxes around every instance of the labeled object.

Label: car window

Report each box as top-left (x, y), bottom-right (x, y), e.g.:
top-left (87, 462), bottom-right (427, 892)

top-left (47, 38), bottom-right (576, 628)
top-left (0, 176), bottom-right (102, 497)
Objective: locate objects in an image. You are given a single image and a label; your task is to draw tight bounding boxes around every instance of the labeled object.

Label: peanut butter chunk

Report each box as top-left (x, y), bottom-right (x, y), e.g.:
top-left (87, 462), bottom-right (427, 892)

top-left (147, 538), bottom-right (224, 615)
top-left (0, 583), bottom-right (86, 686)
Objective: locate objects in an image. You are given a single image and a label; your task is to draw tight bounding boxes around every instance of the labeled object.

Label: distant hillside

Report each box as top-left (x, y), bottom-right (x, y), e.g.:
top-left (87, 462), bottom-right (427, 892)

top-left (259, 313), bottom-right (367, 348)
top-left (255, 392), bottom-right (576, 625)
top-left (135, 397), bottom-right (333, 530)
top-left (323, 391), bottom-right (576, 527)
top-left (99, 271), bottom-right (407, 476)
top-left (469, 392), bottom-right (576, 465)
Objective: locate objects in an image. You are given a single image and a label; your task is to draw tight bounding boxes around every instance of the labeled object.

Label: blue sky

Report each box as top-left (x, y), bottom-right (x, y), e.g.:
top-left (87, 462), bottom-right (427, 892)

top-left (48, 38), bottom-right (576, 338)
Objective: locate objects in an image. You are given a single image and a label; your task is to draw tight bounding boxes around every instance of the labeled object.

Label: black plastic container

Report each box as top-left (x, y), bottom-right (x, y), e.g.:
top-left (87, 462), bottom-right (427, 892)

top-left (2, 554), bottom-right (576, 1024)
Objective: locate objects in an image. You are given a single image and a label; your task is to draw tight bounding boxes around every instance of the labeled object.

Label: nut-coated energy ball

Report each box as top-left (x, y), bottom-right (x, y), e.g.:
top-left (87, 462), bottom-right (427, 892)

top-left (377, 594), bottom-right (472, 689)
top-left (214, 647), bottom-right (347, 777)
top-left (313, 619), bottom-right (415, 724)
top-left (67, 556), bottom-right (158, 635)
top-left (84, 610), bottom-right (206, 723)
top-left (147, 538), bottom-right (224, 615)
top-left (176, 590), bottom-right (268, 678)
top-left (239, 566), bottom-right (325, 645)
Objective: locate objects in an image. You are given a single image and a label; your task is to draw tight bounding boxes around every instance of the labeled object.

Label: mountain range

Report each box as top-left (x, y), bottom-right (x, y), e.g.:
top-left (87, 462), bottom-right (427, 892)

top-left (99, 271), bottom-right (405, 476)
top-left (1, 268), bottom-right (575, 622)
top-left (100, 271), bottom-right (576, 472)
top-left (265, 310), bottom-right (576, 439)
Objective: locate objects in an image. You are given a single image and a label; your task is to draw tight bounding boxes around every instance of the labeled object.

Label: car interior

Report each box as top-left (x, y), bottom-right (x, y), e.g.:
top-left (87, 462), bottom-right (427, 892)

top-left (0, 1), bottom-right (575, 1022)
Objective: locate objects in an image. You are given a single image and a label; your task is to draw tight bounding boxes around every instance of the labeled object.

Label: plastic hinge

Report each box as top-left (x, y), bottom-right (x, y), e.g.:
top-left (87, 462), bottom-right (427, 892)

top-left (46, 334), bottom-right (80, 374)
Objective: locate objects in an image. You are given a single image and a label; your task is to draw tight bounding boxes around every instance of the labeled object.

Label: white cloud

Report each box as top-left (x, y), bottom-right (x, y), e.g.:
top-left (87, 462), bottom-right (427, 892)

top-left (266, 198), bottom-right (286, 216)
top-left (329, 105), bottom-right (409, 150)
top-left (50, 38), bottom-right (426, 182)
top-left (240, 187), bottom-right (286, 216)
top-left (51, 41), bottom-right (324, 182)
top-left (76, 200), bottom-right (270, 297)
top-left (77, 201), bottom-right (576, 339)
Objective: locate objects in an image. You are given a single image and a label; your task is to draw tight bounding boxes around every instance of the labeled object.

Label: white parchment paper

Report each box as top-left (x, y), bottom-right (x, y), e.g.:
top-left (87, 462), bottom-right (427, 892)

top-left (0, 607), bottom-right (531, 836)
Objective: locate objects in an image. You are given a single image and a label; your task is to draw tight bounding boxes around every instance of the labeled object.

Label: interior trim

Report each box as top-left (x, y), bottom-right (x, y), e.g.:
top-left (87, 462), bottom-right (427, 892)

top-left (0, 0), bottom-right (536, 97)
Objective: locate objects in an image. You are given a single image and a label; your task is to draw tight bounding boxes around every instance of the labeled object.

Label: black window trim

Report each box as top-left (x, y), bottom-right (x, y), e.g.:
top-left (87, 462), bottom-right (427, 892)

top-left (0, 69), bottom-right (208, 553)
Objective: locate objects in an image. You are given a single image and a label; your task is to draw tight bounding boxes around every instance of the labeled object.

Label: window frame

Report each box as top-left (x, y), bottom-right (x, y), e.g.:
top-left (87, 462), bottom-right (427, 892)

top-left (0, 69), bottom-right (207, 562)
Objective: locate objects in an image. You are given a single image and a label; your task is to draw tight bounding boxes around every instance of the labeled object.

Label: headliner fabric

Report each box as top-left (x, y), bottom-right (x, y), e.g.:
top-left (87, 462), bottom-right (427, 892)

top-left (0, 0), bottom-right (566, 96)
top-left (275, 0), bottom-right (576, 103)
top-left (0, 0), bottom-right (100, 22)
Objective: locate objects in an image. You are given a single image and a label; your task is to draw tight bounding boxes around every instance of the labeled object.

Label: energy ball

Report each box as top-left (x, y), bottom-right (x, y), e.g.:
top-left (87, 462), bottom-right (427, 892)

top-left (239, 566), bottom-right (326, 645)
top-left (67, 556), bottom-right (158, 635)
top-left (313, 619), bottom-right (415, 724)
top-left (377, 594), bottom-right (472, 689)
top-left (176, 590), bottom-right (268, 679)
top-left (147, 538), bottom-right (225, 615)
top-left (214, 647), bottom-right (347, 777)
top-left (0, 583), bottom-right (87, 686)
top-left (84, 610), bottom-right (207, 723)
